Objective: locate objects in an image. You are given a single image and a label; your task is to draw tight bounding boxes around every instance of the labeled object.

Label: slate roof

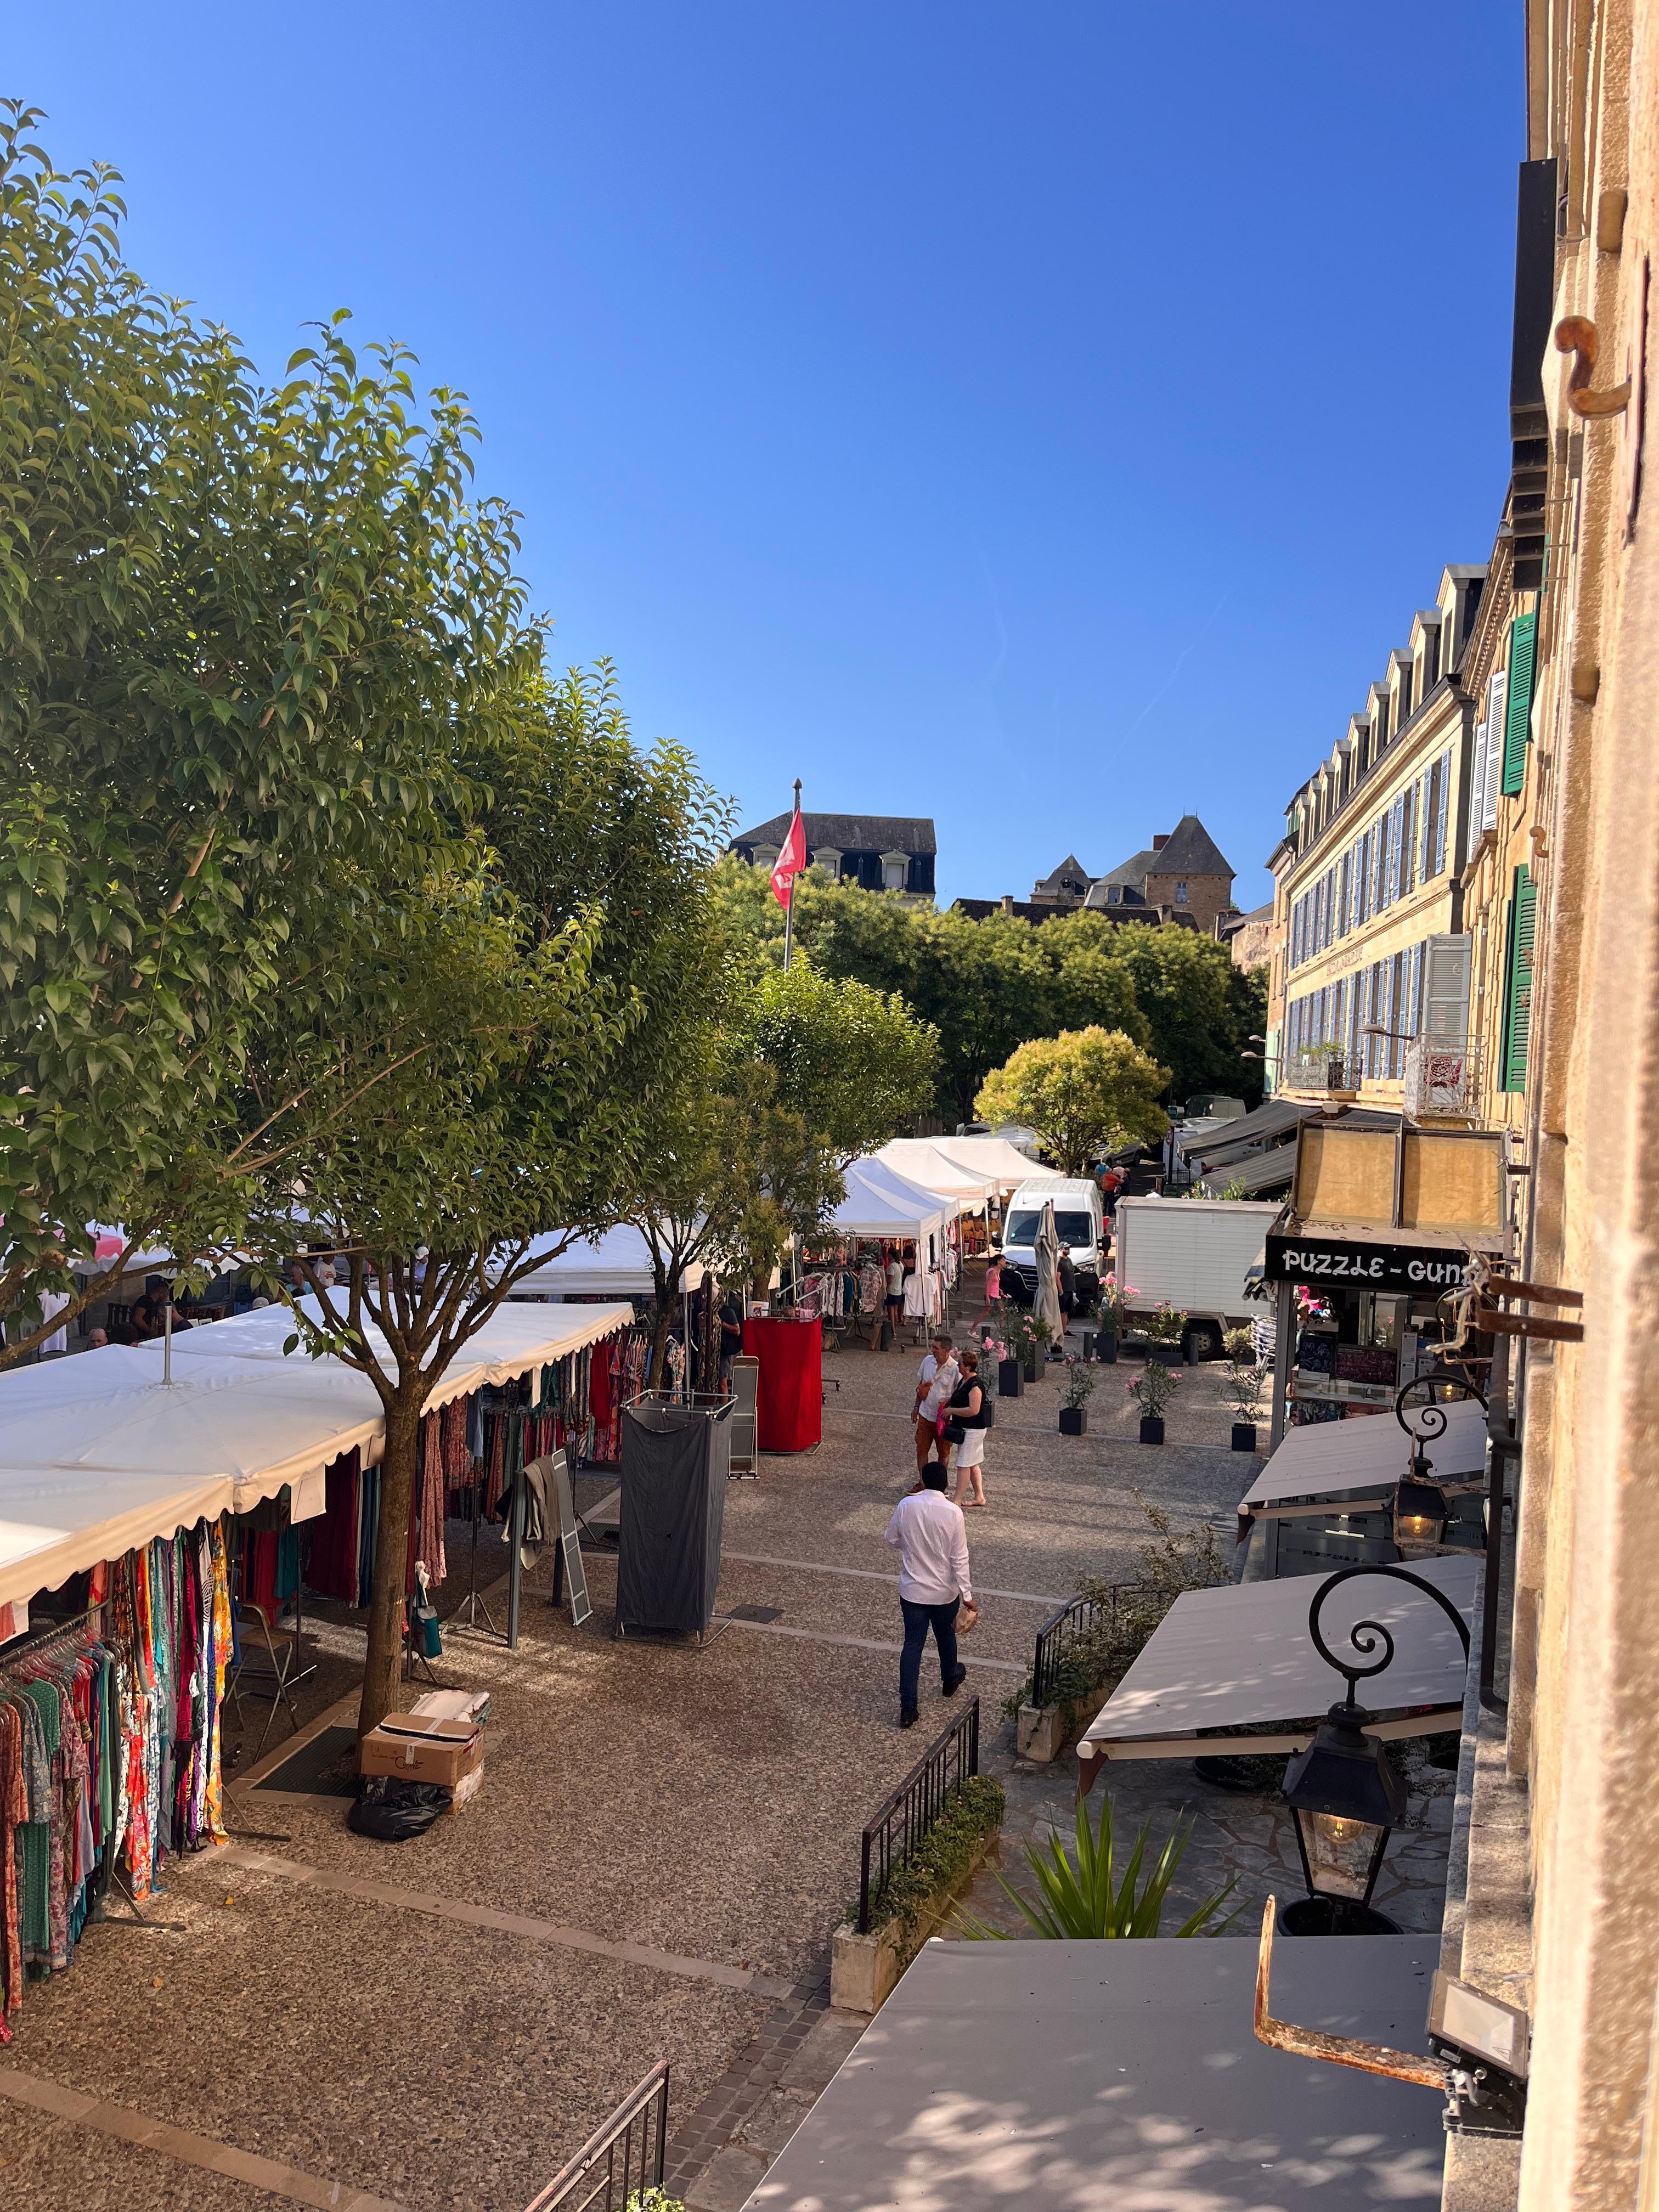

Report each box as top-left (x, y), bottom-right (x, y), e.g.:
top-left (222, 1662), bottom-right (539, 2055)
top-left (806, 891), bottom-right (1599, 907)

top-left (731, 812), bottom-right (936, 855)
top-left (1091, 848), bottom-right (1159, 893)
top-left (1034, 853), bottom-right (1093, 894)
top-left (1152, 814), bottom-right (1234, 877)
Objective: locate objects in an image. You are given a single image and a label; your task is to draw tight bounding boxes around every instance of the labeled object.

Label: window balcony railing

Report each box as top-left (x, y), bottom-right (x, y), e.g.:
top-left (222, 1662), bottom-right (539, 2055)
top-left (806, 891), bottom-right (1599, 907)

top-left (1285, 1045), bottom-right (1359, 1097)
top-left (1403, 1036), bottom-right (1482, 1120)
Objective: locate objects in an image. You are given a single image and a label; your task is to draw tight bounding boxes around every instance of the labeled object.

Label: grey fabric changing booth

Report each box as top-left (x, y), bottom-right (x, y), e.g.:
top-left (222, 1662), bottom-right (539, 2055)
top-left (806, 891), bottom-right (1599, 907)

top-left (614, 1396), bottom-right (732, 1639)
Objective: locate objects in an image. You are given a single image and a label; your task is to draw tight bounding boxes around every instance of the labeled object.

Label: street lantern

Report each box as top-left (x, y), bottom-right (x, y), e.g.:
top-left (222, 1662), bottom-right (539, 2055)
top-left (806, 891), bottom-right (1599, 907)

top-left (1392, 1475), bottom-right (1448, 1554)
top-left (1282, 1563), bottom-right (1472, 1936)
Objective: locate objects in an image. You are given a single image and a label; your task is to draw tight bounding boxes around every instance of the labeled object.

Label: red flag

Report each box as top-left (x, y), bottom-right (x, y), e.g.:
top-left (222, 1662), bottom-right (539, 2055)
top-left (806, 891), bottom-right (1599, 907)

top-left (771, 806), bottom-right (807, 909)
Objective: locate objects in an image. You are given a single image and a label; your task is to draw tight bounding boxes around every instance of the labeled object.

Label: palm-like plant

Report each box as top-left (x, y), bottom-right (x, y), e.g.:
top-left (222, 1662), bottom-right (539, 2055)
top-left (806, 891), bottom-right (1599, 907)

top-left (957, 1790), bottom-right (1237, 1940)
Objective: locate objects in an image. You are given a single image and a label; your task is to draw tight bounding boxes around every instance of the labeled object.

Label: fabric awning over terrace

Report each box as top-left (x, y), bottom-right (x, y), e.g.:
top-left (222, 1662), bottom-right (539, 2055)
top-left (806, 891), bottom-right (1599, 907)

top-left (1241, 1395), bottom-right (1490, 1514)
top-left (0, 1298), bottom-right (631, 1613)
top-left (1075, 1553), bottom-right (1480, 1776)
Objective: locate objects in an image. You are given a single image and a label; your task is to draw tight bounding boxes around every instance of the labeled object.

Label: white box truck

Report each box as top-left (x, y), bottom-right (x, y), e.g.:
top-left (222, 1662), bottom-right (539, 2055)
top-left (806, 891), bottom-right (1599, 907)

top-left (1112, 1196), bottom-right (1282, 1359)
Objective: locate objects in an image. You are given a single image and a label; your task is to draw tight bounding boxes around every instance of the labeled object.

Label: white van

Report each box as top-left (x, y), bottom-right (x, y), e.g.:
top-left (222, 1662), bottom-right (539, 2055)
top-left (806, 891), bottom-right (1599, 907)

top-left (1001, 1176), bottom-right (1107, 1308)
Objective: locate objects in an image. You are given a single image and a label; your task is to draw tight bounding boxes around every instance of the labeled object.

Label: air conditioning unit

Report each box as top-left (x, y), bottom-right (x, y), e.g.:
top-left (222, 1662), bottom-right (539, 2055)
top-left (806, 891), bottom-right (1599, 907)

top-left (1405, 1035), bottom-right (1481, 1119)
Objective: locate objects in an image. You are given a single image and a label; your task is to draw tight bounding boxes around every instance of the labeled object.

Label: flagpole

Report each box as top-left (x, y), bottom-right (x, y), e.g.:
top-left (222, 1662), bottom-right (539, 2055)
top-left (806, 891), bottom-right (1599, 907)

top-left (783, 776), bottom-right (801, 972)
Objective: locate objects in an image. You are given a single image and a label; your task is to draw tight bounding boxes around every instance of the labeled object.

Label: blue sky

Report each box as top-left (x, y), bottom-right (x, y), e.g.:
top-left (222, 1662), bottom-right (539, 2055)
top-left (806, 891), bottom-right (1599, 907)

top-left (10, 3), bottom-right (1521, 910)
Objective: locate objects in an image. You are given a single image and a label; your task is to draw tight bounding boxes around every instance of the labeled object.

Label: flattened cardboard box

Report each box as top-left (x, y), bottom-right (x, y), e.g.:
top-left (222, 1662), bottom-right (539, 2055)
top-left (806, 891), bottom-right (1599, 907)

top-left (358, 1712), bottom-right (484, 1788)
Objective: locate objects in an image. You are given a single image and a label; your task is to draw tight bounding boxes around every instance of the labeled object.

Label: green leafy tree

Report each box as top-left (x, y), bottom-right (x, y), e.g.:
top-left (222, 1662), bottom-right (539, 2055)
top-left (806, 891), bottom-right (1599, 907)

top-left (1104, 924), bottom-right (1261, 1103)
top-left (747, 958), bottom-right (939, 1166)
top-left (0, 110), bottom-right (512, 1359)
top-left (975, 1028), bottom-right (1169, 1174)
top-left (244, 671), bottom-right (724, 1736)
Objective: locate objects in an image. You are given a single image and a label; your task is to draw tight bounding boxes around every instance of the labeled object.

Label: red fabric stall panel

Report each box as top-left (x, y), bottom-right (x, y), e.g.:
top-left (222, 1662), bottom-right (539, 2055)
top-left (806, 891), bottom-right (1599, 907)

top-left (742, 1316), bottom-right (822, 1452)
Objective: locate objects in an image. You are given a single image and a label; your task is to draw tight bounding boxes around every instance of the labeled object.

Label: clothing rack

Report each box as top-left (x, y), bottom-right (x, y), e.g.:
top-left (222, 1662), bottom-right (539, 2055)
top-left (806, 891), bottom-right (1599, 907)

top-left (0, 1602), bottom-right (104, 1669)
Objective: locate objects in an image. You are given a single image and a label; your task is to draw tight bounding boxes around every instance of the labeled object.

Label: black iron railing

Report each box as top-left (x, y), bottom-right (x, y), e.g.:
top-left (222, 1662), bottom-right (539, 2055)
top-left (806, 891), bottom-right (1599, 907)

top-left (857, 1698), bottom-right (979, 1934)
top-left (1029, 1584), bottom-right (1146, 1711)
top-left (523, 2063), bottom-right (670, 2212)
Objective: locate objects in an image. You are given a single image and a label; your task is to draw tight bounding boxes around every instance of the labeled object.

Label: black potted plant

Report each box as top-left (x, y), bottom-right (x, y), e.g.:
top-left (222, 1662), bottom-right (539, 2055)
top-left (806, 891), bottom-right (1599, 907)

top-left (1059, 1358), bottom-right (1096, 1436)
top-left (1127, 1358), bottom-right (1178, 1445)
top-left (1094, 1274), bottom-right (1131, 1363)
top-left (985, 1325), bottom-right (1022, 1398)
top-left (1140, 1302), bottom-right (1187, 1368)
top-left (1221, 1329), bottom-right (1265, 1452)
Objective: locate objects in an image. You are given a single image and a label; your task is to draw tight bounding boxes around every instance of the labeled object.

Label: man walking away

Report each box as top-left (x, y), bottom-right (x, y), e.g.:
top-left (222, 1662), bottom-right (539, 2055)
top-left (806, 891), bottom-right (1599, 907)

top-left (1056, 1244), bottom-right (1076, 1336)
top-left (912, 1332), bottom-right (959, 1476)
top-left (883, 1465), bottom-right (977, 1728)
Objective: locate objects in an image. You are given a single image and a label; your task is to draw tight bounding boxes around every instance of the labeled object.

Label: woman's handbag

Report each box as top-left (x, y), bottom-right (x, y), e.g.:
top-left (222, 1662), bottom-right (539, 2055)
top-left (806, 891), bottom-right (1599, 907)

top-left (943, 1418), bottom-right (967, 1444)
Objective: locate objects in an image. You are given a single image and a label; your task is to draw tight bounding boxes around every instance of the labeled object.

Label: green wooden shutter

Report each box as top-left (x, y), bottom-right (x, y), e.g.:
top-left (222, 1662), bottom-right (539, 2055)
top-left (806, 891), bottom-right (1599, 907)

top-left (1500, 864), bottom-right (1538, 1091)
top-left (1501, 613), bottom-right (1537, 797)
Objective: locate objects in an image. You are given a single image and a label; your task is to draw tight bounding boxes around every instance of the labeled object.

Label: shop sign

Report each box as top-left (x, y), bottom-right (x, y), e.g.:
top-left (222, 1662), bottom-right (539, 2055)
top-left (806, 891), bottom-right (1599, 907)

top-left (1266, 1234), bottom-right (1476, 1292)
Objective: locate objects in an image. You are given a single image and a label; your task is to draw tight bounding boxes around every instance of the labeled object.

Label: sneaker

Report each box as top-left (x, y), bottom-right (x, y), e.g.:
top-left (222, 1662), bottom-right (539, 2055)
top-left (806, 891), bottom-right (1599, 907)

top-left (943, 1666), bottom-right (968, 1696)
top-left (900, 1707), bottom-right (919, 1729)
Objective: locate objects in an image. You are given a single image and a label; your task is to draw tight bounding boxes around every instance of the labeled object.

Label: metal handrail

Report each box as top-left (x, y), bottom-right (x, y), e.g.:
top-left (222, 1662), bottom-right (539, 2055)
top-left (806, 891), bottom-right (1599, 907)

top-left (1029, 1582), bottom-right (1147, 1711)
top-left (523, 2062), bottom-right (671, 2212)
top-left (857, 1700), bottom-right (979, 1934)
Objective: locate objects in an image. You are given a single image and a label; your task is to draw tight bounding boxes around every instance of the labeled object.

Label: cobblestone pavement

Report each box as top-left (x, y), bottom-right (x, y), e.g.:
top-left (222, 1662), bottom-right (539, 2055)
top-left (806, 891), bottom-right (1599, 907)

top-left (2, 1287), bottom-right (1452, 2212)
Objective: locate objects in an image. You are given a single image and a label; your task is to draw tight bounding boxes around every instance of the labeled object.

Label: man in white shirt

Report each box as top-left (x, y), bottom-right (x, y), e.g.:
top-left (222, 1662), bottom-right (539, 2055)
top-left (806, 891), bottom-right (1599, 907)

top-left (912, 1333), bottom-right (959, 1476)
top-left (884, 1465), bottom-right (977, 1726)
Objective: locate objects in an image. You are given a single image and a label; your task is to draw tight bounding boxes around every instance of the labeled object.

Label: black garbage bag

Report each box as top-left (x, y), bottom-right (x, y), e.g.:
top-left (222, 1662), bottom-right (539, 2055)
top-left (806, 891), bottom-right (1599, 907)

top-left (348, 1774), bottom-right (449, 1841)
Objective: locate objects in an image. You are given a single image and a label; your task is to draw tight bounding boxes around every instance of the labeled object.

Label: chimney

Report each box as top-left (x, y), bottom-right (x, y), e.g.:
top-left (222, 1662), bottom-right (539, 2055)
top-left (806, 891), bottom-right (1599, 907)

top-left (1152, 834), bottom-right (1169, 850)
top-left (1000, 894), bottom-right (1015, 915)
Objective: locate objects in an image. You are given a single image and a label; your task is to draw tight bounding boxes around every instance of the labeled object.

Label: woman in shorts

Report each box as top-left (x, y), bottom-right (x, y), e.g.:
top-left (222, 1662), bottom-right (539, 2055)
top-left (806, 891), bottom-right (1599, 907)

top-left (949, 1348), bottom-right (991, 1509)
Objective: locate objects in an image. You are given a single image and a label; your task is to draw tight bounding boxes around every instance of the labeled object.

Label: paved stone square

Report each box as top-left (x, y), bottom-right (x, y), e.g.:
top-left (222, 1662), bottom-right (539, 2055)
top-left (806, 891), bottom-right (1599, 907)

top-left (0, 1299), bottom-right (1454, 2212)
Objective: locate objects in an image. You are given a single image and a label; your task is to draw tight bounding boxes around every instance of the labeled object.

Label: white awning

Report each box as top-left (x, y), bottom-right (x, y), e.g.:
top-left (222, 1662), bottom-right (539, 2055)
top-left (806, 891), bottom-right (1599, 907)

top-left (1243, 1397), bottom-right (1489, 1511)
top-left (0, 1300), bottom-right (631, 1613)
top-left (1076, 1553), bottom-right (1479, 1765)
top-left (874, 1139), bottom-right (996, 1209)
top-left (504, 1224), bottom-right (707, 1299)
top-left (828, 1158), bottom-right (953, 1242)
top-left (925, 1133), bottom-right (1039, 1192)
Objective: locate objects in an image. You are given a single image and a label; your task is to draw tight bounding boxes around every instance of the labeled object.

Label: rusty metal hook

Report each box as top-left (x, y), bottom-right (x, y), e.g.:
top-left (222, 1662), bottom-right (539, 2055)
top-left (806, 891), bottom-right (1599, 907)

top-left (1555, 315), bottom-right (1632, 417)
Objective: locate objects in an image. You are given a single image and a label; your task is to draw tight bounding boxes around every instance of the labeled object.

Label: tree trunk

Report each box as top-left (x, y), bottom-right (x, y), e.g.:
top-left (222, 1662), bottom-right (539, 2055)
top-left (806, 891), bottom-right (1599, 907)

top-left (359, 1387), bottom-right (422, 1737)
top-left (645, 1296), bottom-right (675, 1392)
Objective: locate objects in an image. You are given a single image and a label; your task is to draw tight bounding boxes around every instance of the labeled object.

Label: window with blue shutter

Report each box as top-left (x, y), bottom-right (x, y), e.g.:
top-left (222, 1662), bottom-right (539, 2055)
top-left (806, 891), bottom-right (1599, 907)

top-left (1502, 613), bottom-right (1537, 797)
top-left (1500, 865), bottom-right (1538, 1091)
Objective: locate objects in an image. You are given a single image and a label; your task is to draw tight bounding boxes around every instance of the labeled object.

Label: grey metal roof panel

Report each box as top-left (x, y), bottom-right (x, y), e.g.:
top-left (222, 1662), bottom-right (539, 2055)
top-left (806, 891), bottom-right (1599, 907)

top-left (747, 1938), bottom-right (1445, 2210)
top-left (732, 811), bottom-right (936, 855)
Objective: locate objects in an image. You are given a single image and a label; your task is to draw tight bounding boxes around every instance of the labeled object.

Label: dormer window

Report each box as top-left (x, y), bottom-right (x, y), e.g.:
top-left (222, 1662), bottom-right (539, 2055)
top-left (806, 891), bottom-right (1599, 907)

top-left (815, 847), bottom-right (843, 878)
top-left (880, 850), bottom-right (909, 893)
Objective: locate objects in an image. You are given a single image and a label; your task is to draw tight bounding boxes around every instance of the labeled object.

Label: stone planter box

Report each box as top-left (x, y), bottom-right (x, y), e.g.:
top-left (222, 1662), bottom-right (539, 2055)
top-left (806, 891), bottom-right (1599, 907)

top-left (1094, 1330), bottom-right (1119, 1363)
top-left (1139, 1415), bottom-right (1166, 1445)
top-left (1142, 1343), bottom-right (1184, 1368)
top-left (1231, 1421), bottom-right (1258, 1452)
top-left (1015, 1679), bottom-right (1117, 1764)
top-left (1059, 1406), bottom-right (1087, 1435)
top-left (830, 1821), bottom-right (1001, 2013)
top-left (997, 1358), bottom-right (1023, 1397)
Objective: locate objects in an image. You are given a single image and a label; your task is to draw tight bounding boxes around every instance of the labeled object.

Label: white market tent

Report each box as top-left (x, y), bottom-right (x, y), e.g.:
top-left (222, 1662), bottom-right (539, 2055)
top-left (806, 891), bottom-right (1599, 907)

top-left (828, 1158), bottom-right (955, 1245)
top-left (1075, 1553), bottom-right (1480, 1775)
top-left (1242, 1397), bottom-right (1490, 1515)
top-left (0, 1299), bottom-right (630, 1614)
top-left (501, 1224), bottom-right (707, 1300)
top-left (926, 1134), bottom-right (1038, 1193)
top-left (874, 1139), bottom-right (997, 1211)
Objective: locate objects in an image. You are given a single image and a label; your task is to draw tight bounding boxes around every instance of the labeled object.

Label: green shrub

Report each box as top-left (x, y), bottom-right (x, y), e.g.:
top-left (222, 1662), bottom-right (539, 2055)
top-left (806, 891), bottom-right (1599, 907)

top-left (627, 2193), bottom-right (686, 2212)
top-left (956, 1789), bottom-right (1237, 1940)
top-left (860, 1774), bottom-right (1006, 1948)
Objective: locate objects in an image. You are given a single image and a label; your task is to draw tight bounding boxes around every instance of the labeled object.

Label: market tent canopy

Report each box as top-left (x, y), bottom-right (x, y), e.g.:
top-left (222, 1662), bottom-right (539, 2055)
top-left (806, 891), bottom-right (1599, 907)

top-left (0, 1300), bottom-right (631, 1613)
top-left (1242, 1396), bottom-right (1490, 1513)
top-left (1076, 1553), bottom-right (1479, 1771)
top-left (827, 1159), bottom-right (951, 1243)
top-left (503, 1224), bottom-right (707, 1300)
top-left (927, 1134), bottom-right (1037, 1192)
top-left (874, 1139), bottom-right (997, 1209)
top-left (851, 1155), bottom-right (961, 1226)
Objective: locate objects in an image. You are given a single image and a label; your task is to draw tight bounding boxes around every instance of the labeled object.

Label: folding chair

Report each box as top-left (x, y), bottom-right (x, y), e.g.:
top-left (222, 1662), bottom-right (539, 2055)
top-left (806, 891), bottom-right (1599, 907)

top-left (227, 1598), bottom-right (303, 1758)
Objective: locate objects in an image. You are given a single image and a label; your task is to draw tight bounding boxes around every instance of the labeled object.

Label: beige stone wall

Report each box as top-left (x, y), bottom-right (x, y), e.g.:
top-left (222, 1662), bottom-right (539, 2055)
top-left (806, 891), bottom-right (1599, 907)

top-left (1508, 0), bottom-right (1659, 2203)
top-left (1142, 870), bottom-right (1233, 933)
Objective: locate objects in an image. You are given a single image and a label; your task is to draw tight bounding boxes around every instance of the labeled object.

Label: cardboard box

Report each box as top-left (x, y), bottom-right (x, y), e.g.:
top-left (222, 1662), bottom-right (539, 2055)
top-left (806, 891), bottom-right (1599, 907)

top-left (358, 1713), bottom-right (484, 1789)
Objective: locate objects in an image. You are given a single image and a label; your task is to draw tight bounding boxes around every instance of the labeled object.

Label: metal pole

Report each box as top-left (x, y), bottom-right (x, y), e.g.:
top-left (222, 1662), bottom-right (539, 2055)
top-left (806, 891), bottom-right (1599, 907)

top-left (507, 1474), bottom-right (524, 1650)
top-left (1269, 1277), bottom-right (1295, 1449)
top-left (163, 1296), bottom-right (172, 1385)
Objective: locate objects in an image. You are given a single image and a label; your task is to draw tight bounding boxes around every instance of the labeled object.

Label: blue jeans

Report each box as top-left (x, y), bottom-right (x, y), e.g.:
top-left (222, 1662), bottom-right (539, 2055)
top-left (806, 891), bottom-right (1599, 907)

top-left (899, 1596), bottom-right (961, 1714)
